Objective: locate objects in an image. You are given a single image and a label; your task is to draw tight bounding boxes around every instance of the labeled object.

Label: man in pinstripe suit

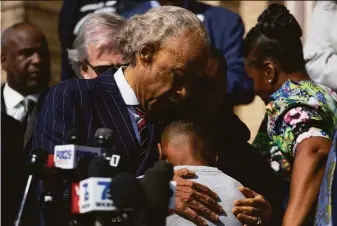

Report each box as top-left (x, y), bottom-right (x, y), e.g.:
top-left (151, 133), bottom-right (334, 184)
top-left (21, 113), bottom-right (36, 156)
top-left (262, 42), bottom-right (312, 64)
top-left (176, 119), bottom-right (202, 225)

top-left (33, 6), bottom-right (228, 225)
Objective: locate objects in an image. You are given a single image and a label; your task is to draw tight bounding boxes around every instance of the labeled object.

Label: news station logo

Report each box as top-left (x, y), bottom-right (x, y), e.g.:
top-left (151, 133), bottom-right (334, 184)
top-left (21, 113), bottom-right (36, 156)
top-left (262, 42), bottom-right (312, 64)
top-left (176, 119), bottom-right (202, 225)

top-left (79, 178), bottom-right (116, 213)
top-left (54, 145), bottom-right (101, 169)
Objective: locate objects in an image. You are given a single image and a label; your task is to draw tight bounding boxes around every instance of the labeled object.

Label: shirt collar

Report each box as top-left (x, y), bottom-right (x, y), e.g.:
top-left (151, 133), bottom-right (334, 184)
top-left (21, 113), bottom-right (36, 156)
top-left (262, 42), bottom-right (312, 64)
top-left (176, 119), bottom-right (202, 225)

top-left (114, 66), bottom-right (139, 106)
top-left (3, 83), bottom-right (39, 108)
top-left (174, 165), bottom-right (222, 173)
top-left (150, 1), bottom-right (161, 8)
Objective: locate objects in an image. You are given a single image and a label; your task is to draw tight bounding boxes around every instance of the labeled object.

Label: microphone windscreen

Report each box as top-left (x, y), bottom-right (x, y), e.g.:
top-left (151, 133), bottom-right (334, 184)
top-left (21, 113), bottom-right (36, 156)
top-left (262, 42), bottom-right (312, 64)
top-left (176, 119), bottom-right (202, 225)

top-left (95, 128), bottom-right (115, 148)
top-left (110, 173), bottom-right (146, 210)
top-left (67, 128), bottom-right (84, 144)
top-left (29, 148), bottom-right (48, 174)
top-left (88, 157), bottom-right (119, 178)
top-left (141, 161), bottom-right (174, 226)
top-left (74, 156), bottom-right (92, 181)
top-left (94, 128), bottom-right (114, 140)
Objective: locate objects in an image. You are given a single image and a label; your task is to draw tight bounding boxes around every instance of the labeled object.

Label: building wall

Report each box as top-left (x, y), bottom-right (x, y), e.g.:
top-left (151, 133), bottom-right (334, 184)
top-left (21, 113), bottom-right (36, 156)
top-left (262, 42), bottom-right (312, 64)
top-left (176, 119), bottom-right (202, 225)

top-left (2, 1), bottom-right (312, 85)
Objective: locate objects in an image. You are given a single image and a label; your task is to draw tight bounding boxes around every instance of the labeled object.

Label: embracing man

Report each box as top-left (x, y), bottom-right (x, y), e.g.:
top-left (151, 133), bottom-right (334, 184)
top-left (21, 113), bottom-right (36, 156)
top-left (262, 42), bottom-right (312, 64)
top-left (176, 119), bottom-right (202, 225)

top-left (34, 6), bottom-right (275, 226)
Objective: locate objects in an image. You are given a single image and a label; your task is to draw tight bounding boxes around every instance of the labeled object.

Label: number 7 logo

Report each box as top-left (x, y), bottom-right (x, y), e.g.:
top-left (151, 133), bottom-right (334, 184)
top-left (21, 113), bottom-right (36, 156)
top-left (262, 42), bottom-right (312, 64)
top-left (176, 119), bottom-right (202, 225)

top-left (98, 181), bottom-right (111, 200)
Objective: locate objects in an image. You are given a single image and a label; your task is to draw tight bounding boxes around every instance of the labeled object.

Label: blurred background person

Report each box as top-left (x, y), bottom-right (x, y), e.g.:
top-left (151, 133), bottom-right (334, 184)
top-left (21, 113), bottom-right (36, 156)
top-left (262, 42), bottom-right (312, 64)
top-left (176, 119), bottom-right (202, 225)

top-left (304, 1), bottom-right (337, 91)
top-left (244, 4), bottom-right (337, 225)
top-left (67, 12), bottom-right (126, 79)
top-left (1, 22), bottom-right (50, 226)
top-left (59, 0), bottom-right (254, 105)
top-left (58, 0), bottom-right (139, 80)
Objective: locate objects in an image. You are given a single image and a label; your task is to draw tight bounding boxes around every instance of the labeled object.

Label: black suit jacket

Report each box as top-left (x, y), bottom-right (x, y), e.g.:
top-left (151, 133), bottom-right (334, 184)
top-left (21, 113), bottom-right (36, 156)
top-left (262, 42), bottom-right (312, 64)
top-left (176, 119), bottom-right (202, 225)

top-left (1, 84), bottom-right (47, 226)
top-left (33, 69), bottom-right (159, 176)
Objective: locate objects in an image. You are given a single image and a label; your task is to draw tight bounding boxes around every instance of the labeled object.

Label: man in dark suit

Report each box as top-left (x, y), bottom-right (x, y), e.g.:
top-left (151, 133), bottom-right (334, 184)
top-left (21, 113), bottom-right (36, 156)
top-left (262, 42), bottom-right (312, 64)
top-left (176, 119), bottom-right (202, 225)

top-left (34, 6), bottom-right (229, 225)
top-left (1, 22), bottom-right (50, 225)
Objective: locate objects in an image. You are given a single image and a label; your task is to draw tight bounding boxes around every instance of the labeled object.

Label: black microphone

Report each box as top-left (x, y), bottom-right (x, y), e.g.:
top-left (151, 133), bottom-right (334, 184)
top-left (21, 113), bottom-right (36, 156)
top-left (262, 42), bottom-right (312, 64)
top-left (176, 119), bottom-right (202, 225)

top-left (109, 173), bottom-right (148, 226)
top-left (95, 128), bottom-right (115, 150)
top-left (82, 157), bottom-right (121, 226)
top-left (140, 161), bottom-right (174, 226)
top-left (15, 148), bottom-right (48, 226)
top-left (94, 128), bottom-right (124, 171)
top-left (87, 158), bottom-right (148, 226)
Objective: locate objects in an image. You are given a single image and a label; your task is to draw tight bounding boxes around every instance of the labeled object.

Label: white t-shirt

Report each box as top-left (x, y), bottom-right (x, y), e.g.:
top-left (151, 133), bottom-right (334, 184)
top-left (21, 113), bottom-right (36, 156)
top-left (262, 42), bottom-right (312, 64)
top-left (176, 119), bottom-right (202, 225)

top-left (167, 165), bottom-right (244, 226)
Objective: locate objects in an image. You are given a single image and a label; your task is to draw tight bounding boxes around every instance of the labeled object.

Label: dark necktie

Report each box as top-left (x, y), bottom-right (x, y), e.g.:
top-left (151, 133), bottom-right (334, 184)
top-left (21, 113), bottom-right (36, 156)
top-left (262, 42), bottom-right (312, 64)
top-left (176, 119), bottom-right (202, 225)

top-left (22, 98), bottom-right (35, 127)
top-left (135, 106), bottom-right (149, 148)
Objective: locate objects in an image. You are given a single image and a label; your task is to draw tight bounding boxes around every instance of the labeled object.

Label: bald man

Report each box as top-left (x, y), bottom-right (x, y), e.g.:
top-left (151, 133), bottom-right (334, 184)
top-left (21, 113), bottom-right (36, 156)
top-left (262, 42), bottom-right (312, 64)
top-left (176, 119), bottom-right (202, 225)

top-left (1, 22), bottom-right (50, 225)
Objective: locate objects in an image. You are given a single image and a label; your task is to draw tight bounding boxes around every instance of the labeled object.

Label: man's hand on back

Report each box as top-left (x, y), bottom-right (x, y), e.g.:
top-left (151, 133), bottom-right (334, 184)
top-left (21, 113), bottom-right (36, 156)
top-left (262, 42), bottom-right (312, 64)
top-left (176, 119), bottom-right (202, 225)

top-left (173, 168), bottom-right (224, 226)
top-left (232, 187), bottom-right (272, 226)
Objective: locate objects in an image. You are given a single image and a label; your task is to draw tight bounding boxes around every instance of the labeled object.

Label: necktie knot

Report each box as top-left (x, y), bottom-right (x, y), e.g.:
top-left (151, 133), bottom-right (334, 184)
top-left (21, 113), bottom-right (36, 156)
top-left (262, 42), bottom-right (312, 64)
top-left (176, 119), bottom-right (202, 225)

top-left (21, 98), bottom-right (36, 124)
top-left (24, 98), bottom-right (35, 112)
top-left (135, 106), bottom-right (149, 148)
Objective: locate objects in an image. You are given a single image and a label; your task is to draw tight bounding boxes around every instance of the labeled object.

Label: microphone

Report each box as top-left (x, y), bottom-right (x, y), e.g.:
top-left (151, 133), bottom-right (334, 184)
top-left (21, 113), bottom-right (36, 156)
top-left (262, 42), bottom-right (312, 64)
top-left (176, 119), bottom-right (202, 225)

top-left (53, 144), bottom-right (101, 170)
top-left (140, 161), bottom-right (175, 226)
top-left (79, 157), bottom-right (148, 226)
top-left (15, 148), bottom-right (48, 226)
top-left (95, 128), bottom-right (123, 171)
top-left (79, 157), bottom-right (118, 214)
top-left (95, 128), bottom-right (115, 149)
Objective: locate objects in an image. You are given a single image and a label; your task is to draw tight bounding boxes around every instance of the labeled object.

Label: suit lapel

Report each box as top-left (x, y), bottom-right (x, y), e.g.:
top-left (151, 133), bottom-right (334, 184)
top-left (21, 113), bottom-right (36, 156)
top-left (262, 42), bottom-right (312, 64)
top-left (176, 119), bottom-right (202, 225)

top-left (1, 84), bottom-right (6, 116)
top-left (92, 69), bottom-right (139, 155)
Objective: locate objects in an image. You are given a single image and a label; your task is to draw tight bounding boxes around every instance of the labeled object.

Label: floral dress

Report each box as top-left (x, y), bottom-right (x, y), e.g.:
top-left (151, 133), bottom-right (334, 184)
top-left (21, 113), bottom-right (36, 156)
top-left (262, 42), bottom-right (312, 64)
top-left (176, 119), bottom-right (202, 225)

top-left (253, 80), bottom-right (337, 181)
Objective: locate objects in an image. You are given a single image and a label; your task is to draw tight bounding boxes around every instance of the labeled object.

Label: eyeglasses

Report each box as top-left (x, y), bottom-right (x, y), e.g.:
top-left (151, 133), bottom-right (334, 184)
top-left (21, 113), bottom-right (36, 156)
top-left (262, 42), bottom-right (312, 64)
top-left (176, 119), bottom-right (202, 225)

top-left (85, 60), bottom-right (120, 75)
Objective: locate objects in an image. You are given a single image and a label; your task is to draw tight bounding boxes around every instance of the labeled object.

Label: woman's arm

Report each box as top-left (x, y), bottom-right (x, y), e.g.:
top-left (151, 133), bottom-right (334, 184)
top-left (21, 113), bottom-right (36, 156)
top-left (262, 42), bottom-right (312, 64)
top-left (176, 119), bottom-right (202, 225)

top-left (283, 136), bottom-right (331, 226)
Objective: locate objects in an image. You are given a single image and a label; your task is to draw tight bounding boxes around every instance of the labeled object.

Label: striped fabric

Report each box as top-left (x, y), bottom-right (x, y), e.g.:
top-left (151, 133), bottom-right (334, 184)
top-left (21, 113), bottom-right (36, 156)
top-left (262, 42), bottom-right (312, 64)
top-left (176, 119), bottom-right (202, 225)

top-left (32, 68), bottom-right (157, 176)
top-left (135, 106), bottom-right (149, 148)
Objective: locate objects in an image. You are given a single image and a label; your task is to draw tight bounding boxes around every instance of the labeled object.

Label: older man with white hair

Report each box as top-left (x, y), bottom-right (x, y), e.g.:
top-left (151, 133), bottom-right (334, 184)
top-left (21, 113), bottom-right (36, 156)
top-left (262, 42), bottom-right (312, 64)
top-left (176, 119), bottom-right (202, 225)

top-left (67, 12), bottom-right (126, 79)
top-left (35, 6), bottom-right (222, 225)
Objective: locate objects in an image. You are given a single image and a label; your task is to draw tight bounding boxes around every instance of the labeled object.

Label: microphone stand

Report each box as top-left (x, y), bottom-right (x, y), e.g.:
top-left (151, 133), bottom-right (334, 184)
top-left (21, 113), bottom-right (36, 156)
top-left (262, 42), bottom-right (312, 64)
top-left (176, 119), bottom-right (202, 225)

top-left (15, 175), bottom-right (33, 226)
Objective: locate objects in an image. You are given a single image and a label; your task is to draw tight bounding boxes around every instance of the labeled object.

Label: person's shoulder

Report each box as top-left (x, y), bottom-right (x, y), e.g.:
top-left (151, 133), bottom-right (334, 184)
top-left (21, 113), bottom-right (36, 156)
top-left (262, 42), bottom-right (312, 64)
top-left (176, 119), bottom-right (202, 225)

top-left (45, 78), bottom-right (95, 104)
top-left (49, 78), bottom-right (93, 93)
top-left (201, 2), bottom-right (240, 20)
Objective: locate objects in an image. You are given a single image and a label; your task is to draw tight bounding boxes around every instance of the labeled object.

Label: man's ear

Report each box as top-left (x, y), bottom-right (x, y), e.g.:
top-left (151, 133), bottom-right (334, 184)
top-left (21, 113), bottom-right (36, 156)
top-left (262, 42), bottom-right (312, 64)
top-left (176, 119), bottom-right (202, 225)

top-left (80, 63), bottom-right (89, 78)
top-left (263, 60), bottom-right (277, 85)
top-left (139, 44), bottom-right (155, 65)
top-left (157, 143), bottom-right (163, 160)
top-left (1, 53), bottom-right (7, 71)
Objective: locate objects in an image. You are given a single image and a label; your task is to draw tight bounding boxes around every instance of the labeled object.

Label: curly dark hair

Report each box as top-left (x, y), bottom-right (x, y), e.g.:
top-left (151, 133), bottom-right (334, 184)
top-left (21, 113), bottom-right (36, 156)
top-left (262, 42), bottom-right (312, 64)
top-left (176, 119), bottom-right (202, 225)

top-left (244, 4), bottom-right (305, 73)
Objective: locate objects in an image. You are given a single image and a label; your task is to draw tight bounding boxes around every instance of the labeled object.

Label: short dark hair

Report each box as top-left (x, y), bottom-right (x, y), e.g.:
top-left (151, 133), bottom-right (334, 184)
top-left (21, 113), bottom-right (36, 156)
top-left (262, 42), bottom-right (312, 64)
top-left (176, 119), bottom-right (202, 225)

top-left (161, 120), bottom-right (212, 150)
top-left (243, 4), bottom-right (305, 73)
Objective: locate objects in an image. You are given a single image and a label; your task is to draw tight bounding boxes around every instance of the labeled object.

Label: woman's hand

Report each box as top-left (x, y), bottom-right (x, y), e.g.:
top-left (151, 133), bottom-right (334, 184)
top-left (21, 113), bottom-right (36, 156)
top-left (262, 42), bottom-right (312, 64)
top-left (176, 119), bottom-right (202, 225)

top-left (173, 168), bottom-right (225, 226)
top-left (232, 187), bottom-right (272, 226)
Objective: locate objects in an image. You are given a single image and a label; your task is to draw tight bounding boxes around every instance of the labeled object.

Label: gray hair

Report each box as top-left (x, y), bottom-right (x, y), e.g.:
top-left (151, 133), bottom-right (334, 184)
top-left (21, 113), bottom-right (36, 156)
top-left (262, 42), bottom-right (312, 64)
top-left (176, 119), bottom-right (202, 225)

top-left (117, 6), bottom-right (209, 66)
top-left (68, 12), bottom-right (125, 78)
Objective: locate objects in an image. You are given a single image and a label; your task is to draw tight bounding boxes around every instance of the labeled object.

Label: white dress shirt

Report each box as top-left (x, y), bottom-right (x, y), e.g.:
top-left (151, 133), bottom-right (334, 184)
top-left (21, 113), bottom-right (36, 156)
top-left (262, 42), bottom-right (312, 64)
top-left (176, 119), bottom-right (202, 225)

top-left (114, 67), bottom-right (142, 143)
top-left (3, 83), bottom-right (39, 122)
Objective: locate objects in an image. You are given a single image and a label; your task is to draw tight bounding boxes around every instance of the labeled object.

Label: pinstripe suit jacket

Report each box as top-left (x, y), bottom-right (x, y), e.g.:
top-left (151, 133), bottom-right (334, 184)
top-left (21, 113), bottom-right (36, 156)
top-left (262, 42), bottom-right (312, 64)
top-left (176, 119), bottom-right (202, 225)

top-left (32, 68), bottom-right (158, 176)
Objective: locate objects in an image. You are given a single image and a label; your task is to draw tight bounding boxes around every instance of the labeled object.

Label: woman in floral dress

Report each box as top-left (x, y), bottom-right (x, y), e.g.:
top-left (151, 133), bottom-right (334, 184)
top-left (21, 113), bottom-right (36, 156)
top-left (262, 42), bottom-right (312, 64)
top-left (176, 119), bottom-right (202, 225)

top-left (243, 4), bottom-right (337, 226)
